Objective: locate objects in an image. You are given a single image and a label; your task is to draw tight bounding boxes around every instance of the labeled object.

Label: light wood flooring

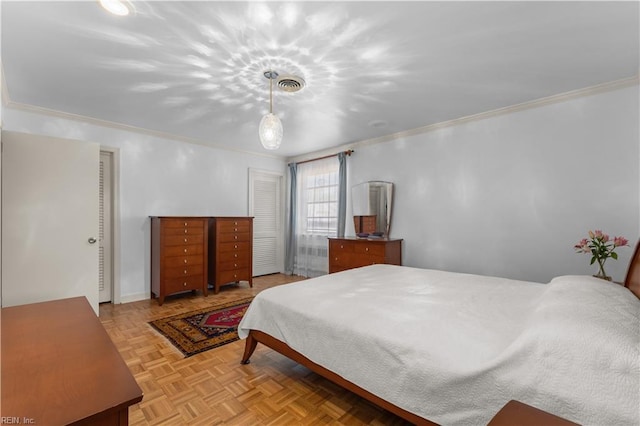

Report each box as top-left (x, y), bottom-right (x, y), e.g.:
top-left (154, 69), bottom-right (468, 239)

top-left (99, 274), bottom-right (410, 425)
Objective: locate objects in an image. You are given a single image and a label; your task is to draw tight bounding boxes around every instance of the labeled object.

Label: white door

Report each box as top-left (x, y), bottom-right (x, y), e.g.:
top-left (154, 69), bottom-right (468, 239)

top-left (249, 169), bottom-right (284, 276)
top-left (2, 131), bottom-right (100, 314)
top-left (99, 151), bottom-right (113, 303)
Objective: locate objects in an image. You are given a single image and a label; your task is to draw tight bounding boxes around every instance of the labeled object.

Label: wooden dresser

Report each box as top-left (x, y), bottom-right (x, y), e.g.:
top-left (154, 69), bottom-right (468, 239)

top-left (328, 237), bottom-right (402, 273)
top-left (208, 217), bottom-right (253, 294)
top-left (151, 216), bottom-right (208, 305)
top-left (1, 297), bottom-right (143, 425)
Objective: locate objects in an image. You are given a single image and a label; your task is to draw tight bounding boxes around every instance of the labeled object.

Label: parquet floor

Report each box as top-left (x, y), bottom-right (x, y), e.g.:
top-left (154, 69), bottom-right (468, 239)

top-left (99, 274), bottom-right (411, 426)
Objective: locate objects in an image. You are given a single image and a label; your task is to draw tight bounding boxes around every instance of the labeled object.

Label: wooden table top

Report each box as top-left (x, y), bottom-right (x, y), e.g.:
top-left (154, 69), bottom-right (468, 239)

top-left (1, 296), bottom-right (143, 424)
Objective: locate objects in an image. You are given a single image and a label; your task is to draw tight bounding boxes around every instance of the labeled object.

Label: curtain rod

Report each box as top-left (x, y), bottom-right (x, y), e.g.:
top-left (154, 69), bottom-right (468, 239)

top-left (288, 149), bottom-right (354, 166)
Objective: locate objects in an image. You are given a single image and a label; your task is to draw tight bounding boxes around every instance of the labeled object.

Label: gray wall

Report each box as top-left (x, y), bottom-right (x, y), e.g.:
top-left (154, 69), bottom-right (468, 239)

top-left (347, 85), bottom-right (639, 283)
top-left (2, 108), bottom-right (286, 301)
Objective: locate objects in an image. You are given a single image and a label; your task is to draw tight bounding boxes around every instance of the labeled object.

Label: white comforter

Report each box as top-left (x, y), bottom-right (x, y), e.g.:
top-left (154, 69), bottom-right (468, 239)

top-left (238, 264), bottom-right (640, 425)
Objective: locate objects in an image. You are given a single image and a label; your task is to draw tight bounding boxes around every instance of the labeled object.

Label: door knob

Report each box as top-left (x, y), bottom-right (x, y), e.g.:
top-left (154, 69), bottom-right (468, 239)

top-left (88, 237), bottom-right (97, 244)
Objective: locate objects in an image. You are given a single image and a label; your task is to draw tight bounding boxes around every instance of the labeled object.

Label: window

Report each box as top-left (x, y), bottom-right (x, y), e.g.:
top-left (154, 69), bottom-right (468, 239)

top-left (290, 154), bottom-right (346, 278)
top-left (296, 156), bottom-right (340, 237)
top-left (305, 170), bottom-right (339, 235)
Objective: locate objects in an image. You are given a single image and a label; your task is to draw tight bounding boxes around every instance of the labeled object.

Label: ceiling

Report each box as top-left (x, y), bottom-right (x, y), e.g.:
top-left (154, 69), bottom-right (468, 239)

top-left (2, 1), bottom-right (638, 158)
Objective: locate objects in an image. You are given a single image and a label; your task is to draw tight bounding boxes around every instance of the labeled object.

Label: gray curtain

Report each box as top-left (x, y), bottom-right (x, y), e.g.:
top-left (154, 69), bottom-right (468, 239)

top-left (337, 152), bottom-right (347, 237)
top-left (285, 162), bottom-right (297, 274)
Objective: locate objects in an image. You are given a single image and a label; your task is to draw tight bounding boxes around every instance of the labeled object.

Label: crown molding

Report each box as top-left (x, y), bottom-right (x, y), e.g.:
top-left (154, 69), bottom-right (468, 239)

top-left (287, 75), bottom-right (640, 164)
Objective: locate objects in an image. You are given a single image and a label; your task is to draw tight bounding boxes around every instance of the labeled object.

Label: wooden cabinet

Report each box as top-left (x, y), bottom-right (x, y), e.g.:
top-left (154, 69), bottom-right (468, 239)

top-left (2, 297), bottom-right (143, 425)
top-left (150, 216), bottom-right (253, 302)
top-left (151, 216), bottom-right (208, 305)
top-left (208, 217), bottom-right (253, 294)
top-left (328, 237), bottom-right (402, 273)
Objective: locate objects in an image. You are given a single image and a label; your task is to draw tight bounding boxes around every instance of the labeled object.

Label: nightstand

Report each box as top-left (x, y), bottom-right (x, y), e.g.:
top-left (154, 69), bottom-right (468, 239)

top-left (488, 400), bottom-right (579, 426)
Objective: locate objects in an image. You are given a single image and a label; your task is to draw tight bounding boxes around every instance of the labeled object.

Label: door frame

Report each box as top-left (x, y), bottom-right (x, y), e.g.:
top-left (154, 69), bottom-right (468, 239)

top-left (248, 168), bottom-right (285, 274)
top-left (100, 146), bottom-right (122, 304)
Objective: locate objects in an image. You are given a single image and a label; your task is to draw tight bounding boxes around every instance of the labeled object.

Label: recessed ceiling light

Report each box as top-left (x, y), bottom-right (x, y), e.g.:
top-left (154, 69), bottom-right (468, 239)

top-left (99, 0), bottom-right (134, 16)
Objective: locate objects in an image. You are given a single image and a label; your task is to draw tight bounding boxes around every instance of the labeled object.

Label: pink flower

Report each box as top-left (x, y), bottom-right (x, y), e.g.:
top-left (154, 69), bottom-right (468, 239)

top-left (594, 230), bottom-right (603, 239)
top-left (589, 230), bottom-right (595, 239)
top-left (614, 236), bottom-right (629, 247)
top-left (574, 239), bottom-right (590, 253)
top-left (602, 234), bottom-right (610, 243)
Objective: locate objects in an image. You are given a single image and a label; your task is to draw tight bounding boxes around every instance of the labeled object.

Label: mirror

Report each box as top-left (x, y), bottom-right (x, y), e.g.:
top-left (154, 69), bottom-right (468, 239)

top-left (352, 181), bottom-right (393, 237)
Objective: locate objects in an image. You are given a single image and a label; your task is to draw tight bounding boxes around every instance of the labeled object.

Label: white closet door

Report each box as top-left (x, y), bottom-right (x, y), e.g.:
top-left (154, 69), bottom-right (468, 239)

top-left (2, 131), bottom-right (100, 314)
top-left (249, 169), bottom-right (284, 276)
top-left (99, 152), bottom-right (113, 303)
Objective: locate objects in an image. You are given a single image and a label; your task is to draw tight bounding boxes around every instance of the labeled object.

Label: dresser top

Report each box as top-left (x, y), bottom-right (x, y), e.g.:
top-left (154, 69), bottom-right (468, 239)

top-left (2, 297), bottom-right (143, 424)
top-left (150, 216), bottom-right (209, 219)
top-left (150, 216), bottom-right (253, 219)
top-left (329, 236), bottom-right (403, 242)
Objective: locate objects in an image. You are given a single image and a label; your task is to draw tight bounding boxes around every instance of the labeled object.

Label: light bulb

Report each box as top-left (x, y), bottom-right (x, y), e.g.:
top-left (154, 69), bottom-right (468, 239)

top-left (99, 0), bottom-right (132, 16)
top-left (259, 113), bottom-right (283, 150)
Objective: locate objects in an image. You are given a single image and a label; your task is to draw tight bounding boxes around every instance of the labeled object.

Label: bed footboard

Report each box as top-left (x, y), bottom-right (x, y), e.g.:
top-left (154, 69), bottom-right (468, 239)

top-left (240, 329), bottom-right (437, 426)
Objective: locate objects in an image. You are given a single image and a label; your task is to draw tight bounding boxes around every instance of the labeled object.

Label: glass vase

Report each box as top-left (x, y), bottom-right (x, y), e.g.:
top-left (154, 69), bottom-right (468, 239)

top-left (594, 262), bottom-right (612, 281)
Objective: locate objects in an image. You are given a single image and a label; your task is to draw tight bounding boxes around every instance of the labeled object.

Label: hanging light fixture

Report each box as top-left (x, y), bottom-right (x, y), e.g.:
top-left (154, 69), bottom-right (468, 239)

top-left (98, 0), bottom-right (134, 16)
top-left (259, 70), bottom-right (283, 150)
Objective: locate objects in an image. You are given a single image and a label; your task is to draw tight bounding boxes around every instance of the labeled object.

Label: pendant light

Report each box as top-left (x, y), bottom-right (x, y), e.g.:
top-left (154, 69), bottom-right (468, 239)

top-left (259, 70), bottom-right (283, 150)
top-left (99, 0), bottom-right (134, 16)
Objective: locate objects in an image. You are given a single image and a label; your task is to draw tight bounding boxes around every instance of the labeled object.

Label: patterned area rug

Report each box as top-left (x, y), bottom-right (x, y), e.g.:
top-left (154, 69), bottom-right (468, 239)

top-left (149, 297), bottom-right (254, 357)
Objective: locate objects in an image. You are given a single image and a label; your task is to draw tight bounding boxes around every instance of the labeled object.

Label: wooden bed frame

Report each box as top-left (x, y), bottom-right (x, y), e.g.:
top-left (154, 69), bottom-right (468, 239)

top-left (240, 240), bottom-right (640, 425)
top-left (623, 239), bottom-right (640, 298)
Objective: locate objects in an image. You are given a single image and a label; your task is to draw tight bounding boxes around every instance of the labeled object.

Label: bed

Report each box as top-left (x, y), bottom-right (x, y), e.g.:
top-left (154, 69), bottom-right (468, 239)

top-left (238, 243), bottom-right (640, 425)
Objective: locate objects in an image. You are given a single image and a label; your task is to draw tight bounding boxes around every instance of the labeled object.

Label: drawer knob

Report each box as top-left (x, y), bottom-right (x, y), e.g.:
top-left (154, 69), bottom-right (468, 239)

top-left (340, 245), bottom-right (344, 249)
top-left (234, 254), bottom-right (238, 258)
top-left (184, 259), bottom-right (187, 264)
top-left (184, 222), bottom-right (187, 226)
top-left (335, 257), bottom-right (338, 261)
top-left (184, 270), bottom-right (187, 274)
top-left (234, 235), bottom-right (238, 240)
top-left (234, 244), bottom-right (238, 249)
top-left (183, 282), bottom-right (187, 287)
top-left (184, 229), bottom-right (188, 234)
top-left (365, 247), bottom-right (369, 252)
top-left (184, 249), bottom-right (187, 253)
top-left (234, 221), bottom-right (238, 225)
top-left (234, 274), bottom-right (238, 278)
top-left (234, 263), bottom-right (238, 267)
top-left (184, 238), bottom-right (188, 243)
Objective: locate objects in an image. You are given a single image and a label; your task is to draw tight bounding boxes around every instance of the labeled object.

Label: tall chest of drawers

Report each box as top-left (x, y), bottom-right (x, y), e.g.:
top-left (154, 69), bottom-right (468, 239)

top-left (328, 237), bottom-right (402, 273)
top-left (151, 217), bottom-right (208, 305)
top-left (208, 217), bottom-right (253, 294)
